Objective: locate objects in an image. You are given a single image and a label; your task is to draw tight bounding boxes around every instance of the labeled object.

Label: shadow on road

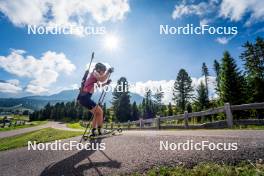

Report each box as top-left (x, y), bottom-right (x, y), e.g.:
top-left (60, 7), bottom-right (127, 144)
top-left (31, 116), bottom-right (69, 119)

top-left (40, 138), bottom-right (121, 176)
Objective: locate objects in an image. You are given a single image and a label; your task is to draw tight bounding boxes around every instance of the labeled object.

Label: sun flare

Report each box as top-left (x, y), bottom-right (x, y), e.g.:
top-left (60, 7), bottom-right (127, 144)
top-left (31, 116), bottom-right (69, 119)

top-left (104, 34), bottom-right (119, 51)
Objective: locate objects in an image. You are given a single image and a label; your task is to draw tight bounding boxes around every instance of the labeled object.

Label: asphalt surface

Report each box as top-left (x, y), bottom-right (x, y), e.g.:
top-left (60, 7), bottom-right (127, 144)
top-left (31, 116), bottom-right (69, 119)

top-left (0, 121), bottom-right (82, 138)
top-left (0, 130), bottom-right (264, 176)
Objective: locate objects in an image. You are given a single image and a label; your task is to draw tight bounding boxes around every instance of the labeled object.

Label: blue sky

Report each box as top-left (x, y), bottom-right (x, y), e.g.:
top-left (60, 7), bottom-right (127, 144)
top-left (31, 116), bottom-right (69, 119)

top-left (0, 0), bottom-right (263, 101)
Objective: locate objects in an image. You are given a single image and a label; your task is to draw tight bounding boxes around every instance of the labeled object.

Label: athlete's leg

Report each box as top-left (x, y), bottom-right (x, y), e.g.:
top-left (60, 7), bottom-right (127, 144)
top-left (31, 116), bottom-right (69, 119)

top-left (89, 105), bottom-right (99, 135)
top-left (90, 105), bottom-right (103, 135)
top-left (90, 106), bottom-right (98, 125)
top-left (96, 106), bottom-right (103, 127)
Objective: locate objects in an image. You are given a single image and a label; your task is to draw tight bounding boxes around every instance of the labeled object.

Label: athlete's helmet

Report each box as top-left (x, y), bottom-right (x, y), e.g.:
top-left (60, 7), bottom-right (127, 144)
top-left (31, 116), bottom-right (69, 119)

top-left (95, 63), bottom-right (106, 72)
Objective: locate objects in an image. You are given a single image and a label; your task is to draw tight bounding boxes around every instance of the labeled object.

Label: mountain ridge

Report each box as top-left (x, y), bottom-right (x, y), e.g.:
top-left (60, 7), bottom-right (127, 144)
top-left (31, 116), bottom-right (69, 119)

top-left (0, 89), bottom-right (143, 110)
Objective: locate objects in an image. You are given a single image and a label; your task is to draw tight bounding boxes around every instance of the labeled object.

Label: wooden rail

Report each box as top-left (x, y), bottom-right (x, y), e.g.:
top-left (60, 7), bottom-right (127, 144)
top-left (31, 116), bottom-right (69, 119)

top-left (231, 102), bottom-right (264, 111)
top-left (105, 102), bottom-right (264, 130)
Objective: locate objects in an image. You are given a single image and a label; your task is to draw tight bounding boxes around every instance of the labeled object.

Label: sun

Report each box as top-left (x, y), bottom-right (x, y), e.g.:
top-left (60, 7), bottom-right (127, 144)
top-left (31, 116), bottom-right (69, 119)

top-left (103, 34), bottom-right (119, 51)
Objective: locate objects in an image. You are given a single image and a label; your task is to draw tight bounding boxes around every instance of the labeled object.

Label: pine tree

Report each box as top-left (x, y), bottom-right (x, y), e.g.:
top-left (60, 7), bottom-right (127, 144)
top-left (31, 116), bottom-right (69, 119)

top-left (240, 37), bottom-right (264, 102)
top-left (131, 101), bottom-right (139, 121)
top-left (112, 77), bottom-right (131, 122)
top-left (195, 82), bottom-right (209, 111)
top-left (106, 109), bottom-right (111, 122)
top-left (160, 105), bottom-right (167, 117)
top-left (43, 103), bottom-right (51, 119)
top-left (173, 69), bottom-right (194, 112)
top-left (153, 86), bottom-right (164, 115)
top-left (213, 60), bottom-right (221, 95)
top-left (168, 102), bottom-right (173, 116)
top-left (143, 90), bottom-right (155, 119)
top-left (140, 98), bottom-right (146, 119)
top-left (202, 62), bottom-right (209, 99)
top-left (186, 103), bottom-right (192, 113)
top-left (219, 51), bottom-right (245, 105)
top-left (76, 103), bottom-right (83, 120)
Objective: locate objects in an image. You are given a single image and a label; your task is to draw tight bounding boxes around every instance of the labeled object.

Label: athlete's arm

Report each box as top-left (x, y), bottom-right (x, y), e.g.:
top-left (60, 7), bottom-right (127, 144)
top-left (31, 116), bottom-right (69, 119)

top-left (93, 71), bottom-right (110, 82)
top-left (101, 79), bottom-right (111, 87)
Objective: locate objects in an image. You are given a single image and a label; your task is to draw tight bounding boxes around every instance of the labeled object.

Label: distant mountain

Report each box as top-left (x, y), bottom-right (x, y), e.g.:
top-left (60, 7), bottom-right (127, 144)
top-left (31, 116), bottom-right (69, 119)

top-left (0, 89), bottom-right (144, 110)
top-left (24, 89), bottom-right (79, 101)
top-left (0, 98), bottom-right (60, 110)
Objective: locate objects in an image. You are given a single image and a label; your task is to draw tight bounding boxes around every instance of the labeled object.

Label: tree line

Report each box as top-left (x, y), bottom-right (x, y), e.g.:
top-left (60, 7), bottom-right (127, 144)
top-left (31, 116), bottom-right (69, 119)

top-left (30, 37), bottom-right (264, 122)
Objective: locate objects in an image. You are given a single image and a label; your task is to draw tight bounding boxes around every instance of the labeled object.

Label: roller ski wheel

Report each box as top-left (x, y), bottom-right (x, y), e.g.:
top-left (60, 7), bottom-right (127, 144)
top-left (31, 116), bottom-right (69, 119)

top-left (83, 135), bottom-right (89, 141)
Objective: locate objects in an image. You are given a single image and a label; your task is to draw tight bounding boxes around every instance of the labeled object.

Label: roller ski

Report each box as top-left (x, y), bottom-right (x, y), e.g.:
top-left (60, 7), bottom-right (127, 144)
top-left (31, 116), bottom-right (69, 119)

top-left (82, 128), bottom-right (123, 141)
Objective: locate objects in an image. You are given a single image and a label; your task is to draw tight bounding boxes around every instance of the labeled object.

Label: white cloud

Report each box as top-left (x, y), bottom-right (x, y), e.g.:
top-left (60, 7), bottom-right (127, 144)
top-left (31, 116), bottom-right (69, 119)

top-left (220, 0), bottom-right (264, 26)
top-left (26, 84), bottom-right (48, 94)
top-left (6, 79), bottom-right (20, 86)
top-left (0, 49), bottom-right (76, 94)
top-left (199, 18), bottom-right (210, 26)
top-left (172, 0), bottom-right (264, 26)
top-left (129, 76), bottom-right (217, 105)
top-left (0, 1), bottom-right (48, 26)
top-left (47, 83), bottom-right (80, 95)
top-left (215, 37), bottom-right (229, 44)
top-left (172, 2), bottom-right (210, 20)
top-left (172, 0), bottom-right (219, 20)
top-left (0, 0), bottom-right (130, 29)
top-left (130, 80), bottom-right (175, 104)
top-left (254, 27), bottom-right (264, 34)
top-left (0, 79), bottom-right (22, 93)
top-left (215, 35), bottom-right (236, 44)
top-left (70, 84), bottom-right (79, 90)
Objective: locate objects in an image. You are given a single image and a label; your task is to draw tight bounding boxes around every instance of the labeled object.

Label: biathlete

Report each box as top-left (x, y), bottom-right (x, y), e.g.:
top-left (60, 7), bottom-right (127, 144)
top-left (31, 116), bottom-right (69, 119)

top-left (77, 63), bottom-right (113, 137)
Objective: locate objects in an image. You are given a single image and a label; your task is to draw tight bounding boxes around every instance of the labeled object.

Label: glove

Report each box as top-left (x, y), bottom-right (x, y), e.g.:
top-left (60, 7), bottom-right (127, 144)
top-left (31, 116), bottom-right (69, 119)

top-left (106, 79), bottom-right (112, 85)
top-left (108, 67), bottom-right (114, 73)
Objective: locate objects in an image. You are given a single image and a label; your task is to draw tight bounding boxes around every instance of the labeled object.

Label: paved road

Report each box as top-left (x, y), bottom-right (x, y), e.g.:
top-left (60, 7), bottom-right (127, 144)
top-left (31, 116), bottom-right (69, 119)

top-left (0, 121), bottom-right (82, 138)
top-left (1, 130), bottom-right (264, 176)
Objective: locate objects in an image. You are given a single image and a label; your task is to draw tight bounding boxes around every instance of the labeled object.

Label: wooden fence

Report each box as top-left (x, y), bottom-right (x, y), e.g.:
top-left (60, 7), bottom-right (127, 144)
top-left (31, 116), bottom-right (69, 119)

top-left (105, 102), bottom-right (264, 130)
top-left (0, 120), bottom-right (26, 128)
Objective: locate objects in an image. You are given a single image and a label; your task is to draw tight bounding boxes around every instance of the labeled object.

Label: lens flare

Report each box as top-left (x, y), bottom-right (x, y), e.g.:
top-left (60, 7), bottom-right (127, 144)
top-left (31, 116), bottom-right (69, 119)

top-left (104, 34), bottom-right (119, 51)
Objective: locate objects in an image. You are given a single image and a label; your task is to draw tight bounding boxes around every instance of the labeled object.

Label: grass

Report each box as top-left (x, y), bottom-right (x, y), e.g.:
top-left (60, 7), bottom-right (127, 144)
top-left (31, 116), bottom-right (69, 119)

top-left (132, 162), bottom-right (264, 176)
top-left (0, 115), bottom-right (29, 121)
top-left (0, 127), bottom-right (82, 151)
top-left (66, 122), bottom-right (85, 130)
top-left (232, 125), bottom-right (264, 130)
top-left (0, 120), bottom-right (47, 132)
top-left (12, 115), bottom-right (29, 121)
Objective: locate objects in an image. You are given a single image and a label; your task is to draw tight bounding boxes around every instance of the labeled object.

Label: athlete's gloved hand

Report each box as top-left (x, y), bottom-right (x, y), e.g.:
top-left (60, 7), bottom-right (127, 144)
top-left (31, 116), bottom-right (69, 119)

top-left (108, 67), bottom-right (114, 73)
top-left (106, 79), bottom-right (112, 85)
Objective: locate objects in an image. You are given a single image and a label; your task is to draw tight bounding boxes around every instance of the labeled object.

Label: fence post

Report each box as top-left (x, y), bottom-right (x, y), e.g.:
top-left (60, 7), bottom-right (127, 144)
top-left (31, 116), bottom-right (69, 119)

top-left (111, 123), bottom-right (113, 130)
top-left (128, 120), bottom-right (130, 129)
top-left (184, 111), bottom-right (189, 128)
top-left (139, 118), bottom-right (143, 129)
top-left (224, 103), bottom-right (233, 128)
top-left (156, 116), bottom-right (160, 130)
